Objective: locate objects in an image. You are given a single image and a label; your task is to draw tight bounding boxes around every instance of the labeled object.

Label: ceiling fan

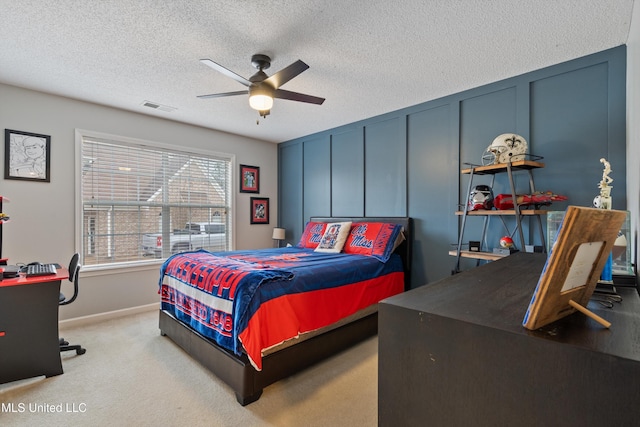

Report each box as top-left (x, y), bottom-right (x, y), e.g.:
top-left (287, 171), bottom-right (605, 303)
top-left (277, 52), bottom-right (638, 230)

top-left (198, 54), bottom-right (325, 119)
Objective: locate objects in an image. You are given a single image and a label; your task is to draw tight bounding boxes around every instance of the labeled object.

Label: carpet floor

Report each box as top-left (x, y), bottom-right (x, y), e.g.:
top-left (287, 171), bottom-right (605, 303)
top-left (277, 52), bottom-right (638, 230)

top-left (0, 309), bottom-right (378, 426)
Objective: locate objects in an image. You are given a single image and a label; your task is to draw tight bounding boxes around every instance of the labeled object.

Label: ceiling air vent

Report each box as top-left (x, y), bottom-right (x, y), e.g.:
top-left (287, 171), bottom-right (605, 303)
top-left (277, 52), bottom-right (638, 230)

top-left (141, 101), bottom-right (176, 113)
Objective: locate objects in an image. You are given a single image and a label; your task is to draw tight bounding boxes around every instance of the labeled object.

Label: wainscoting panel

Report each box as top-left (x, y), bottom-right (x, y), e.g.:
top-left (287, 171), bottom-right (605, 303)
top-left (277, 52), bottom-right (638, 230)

top-left (303, 135), bottom-right (331, 221)
top-left (278, 46), bottom-right (626, 287)
top-left (364, 117), bottom-right (407, 216)
top-left (331, 128), bottom-right (365, 217)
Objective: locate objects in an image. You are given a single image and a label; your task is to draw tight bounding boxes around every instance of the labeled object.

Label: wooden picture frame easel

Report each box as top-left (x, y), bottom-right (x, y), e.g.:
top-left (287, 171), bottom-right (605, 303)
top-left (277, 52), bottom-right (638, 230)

top-left (523, 206), bottom-right (627, 330)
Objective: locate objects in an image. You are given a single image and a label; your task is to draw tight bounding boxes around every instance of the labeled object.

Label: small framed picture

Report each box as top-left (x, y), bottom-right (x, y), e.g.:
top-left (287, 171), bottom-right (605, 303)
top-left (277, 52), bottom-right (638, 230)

top-left (240, 164), bottom-right (260, 193)
top-left (250, 197), bottom-right (269, 224)
top-left (4, 129), bottom-right (51, 182)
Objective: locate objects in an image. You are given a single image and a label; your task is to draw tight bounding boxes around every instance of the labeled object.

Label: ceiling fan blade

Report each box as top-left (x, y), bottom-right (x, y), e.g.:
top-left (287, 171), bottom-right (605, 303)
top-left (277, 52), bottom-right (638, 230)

top-left (273, 89), bottom-right (325, 105)
top-left (264, 60), bottom-right (309, 89)
top-left (200, 59), bottom-right (251, 87)
top-left (197, 90), bottom-right (248, 99)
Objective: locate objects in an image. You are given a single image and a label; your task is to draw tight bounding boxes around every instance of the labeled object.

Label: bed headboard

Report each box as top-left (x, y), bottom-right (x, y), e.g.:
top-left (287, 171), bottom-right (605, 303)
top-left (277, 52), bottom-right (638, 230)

top-left (309, 217), bottom-right (413, 291)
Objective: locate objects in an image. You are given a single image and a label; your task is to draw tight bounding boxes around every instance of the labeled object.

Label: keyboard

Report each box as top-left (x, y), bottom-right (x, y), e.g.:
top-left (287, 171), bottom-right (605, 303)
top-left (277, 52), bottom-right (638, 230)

top-left (25, 263), bottom-right (57, 277)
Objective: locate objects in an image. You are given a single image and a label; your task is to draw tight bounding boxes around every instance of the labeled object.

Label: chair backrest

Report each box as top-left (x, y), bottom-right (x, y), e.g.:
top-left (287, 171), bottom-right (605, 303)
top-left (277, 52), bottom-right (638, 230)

top-left (60, 253), bottom-right (80, 306)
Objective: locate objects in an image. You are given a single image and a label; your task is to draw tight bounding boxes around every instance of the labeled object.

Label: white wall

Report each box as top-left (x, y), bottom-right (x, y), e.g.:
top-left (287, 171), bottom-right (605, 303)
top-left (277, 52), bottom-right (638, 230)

top-left (0, 83), bottom-right (278, 320)
top-left (628, 2), bottom-right (640, 274)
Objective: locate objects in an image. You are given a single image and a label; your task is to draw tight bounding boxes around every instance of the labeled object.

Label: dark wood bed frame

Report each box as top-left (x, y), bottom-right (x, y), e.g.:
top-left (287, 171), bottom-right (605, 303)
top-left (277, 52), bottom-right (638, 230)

top-left (159, 216), bottom-right (413, 405)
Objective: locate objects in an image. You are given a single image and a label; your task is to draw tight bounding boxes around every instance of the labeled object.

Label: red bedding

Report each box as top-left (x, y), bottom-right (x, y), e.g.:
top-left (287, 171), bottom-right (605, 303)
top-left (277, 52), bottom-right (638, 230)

top-left (159, 247), bottom-right (404, 370)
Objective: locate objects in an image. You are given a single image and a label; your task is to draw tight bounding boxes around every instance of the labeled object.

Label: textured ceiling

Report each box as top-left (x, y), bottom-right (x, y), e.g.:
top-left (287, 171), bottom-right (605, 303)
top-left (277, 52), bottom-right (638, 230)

top-left (0, 1), bottom-right (635, 143)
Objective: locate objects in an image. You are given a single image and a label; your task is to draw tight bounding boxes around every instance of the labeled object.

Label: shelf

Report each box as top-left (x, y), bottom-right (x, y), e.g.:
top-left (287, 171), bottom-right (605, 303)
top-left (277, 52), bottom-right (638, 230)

top-left (461, 160), bottom-right (544, 175)
top-left (448, 250), bottom-right (506, 261)
top-left (453, 155), bottom-right (547, 274)
top-left (455, 209), bottom-right (548, 216)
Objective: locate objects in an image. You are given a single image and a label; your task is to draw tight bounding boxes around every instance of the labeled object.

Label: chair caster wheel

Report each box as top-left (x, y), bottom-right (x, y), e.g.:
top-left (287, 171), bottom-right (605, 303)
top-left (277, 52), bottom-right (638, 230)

top-left (77, 348), bottom-right (86, 355)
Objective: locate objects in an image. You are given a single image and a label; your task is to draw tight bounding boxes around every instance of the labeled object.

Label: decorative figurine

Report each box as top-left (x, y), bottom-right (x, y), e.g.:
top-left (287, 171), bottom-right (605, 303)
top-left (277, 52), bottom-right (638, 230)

top-left (594, 157), bottom-right (613, 210)
top-left (596, 158), bottom-right (614, 283)
top-left (600, 157), bottom-right (613, 186)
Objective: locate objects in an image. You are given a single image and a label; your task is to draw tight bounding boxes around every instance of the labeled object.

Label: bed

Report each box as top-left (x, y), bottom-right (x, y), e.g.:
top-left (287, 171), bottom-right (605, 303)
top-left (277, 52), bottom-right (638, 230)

top-left (158, 216), bottom-right (412, 405)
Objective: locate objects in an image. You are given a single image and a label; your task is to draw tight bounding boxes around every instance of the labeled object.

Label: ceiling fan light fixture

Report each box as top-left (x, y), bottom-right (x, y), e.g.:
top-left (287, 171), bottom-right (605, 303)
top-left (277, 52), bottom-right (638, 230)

top-left (249, 93), bottom-right (273, 111)
top-left (199, 55), bottom-right (324, 118)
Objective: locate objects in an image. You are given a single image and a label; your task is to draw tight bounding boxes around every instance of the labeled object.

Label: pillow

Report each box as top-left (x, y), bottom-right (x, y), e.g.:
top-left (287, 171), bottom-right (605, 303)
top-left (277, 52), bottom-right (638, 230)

top-left (314, 222), bottom-right (352, 253)
top-left (393, 229), bottom-right (406, 252)
top-left (296, 221), bottom-right (328, 249)
top-left (343, 222), bottom-right (404, 262)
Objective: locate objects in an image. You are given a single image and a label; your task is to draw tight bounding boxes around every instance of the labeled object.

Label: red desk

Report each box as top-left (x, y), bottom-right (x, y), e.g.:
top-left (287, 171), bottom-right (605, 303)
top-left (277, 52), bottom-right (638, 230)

top-left (0, 269), bottom-right (69, 384)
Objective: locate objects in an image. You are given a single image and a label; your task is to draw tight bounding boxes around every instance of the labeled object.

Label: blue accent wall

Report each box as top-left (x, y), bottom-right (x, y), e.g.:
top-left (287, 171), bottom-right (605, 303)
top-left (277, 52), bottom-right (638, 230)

top-left (365, 117), bottom-right (407, 216)
top-left (332, 129), bottom-right (364, 216)
top-left (278, 46), bottom-right (627, 288)
top-left (303, 135), bottom-right (331, 221)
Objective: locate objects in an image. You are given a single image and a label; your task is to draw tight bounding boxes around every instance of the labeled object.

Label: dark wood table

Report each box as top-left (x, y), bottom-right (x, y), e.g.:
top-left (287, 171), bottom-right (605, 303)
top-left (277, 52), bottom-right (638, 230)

top-left (379, 252), bottom-right (640, 427)
top-left (0, 269), bottom-right (68, 384)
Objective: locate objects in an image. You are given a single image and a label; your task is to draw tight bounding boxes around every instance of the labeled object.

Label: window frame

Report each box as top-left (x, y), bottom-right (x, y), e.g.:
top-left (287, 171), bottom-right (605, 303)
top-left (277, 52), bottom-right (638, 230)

top-left (75, 129), bottom-right (236, 272)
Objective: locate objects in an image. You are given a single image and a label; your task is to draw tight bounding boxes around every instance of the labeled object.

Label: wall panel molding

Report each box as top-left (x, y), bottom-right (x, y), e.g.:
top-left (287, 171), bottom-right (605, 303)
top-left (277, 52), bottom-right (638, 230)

top-left (279, 46), bottom-right (626, 287)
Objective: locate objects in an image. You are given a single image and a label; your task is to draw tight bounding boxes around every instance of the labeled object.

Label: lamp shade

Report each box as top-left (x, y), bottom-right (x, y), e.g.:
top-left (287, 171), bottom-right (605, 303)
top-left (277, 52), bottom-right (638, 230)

top-left (249, 85), bottom-right (274, 111)
top-left (249, 94), bottom-right (273, 110)
top-left (272, 227), bottom-right (285, 240)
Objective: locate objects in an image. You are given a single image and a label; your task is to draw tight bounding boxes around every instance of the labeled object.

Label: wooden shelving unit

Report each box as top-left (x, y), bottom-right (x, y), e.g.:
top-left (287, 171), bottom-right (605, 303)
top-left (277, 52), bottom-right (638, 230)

top-left (448, 249), bottom-right (505, 261)
top-left (451, 158), bottom-right (547, 273)
top-left (460, 159), bottom-right (545, 175)
top-left (455, 209), bottom-right (547, 216)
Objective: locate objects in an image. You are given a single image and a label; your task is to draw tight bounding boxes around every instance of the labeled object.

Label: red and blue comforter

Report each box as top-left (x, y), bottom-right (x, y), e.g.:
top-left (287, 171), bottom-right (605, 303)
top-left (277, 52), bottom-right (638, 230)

top-left (159, 247), bottom-right (404, 370)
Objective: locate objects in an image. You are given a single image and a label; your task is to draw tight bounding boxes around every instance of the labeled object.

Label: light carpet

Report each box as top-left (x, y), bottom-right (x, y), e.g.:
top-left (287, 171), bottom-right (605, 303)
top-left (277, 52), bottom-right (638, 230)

top-left (0, 310), bottom-right (378, 426)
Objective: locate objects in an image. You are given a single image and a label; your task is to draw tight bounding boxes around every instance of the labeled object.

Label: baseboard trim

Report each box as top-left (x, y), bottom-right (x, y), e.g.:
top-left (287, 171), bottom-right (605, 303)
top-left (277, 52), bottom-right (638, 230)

top-left (59, 303), bottom-right (159, 329)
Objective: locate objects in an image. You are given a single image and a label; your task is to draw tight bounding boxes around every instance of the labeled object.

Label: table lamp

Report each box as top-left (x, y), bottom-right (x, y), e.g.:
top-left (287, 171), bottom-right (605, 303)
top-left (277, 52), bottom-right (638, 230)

top-left (272, 227), bottom-right (285, 248)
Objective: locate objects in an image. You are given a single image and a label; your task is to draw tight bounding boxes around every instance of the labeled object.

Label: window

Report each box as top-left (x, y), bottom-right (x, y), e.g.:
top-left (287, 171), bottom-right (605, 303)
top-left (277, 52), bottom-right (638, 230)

top-left (76, 130), bottom-right (233, 267)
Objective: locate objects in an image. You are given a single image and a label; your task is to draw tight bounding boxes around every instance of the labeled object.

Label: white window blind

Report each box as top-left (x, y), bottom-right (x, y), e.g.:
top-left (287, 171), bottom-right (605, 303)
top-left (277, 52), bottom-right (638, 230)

top-left (79, 132), bottom-right (232, 266)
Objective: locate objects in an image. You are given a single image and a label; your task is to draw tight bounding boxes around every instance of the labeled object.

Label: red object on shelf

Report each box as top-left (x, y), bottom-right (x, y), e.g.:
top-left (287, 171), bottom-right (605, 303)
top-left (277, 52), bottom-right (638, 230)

top-left (499, 236), bottom-right (514, 248)
top-left (494, 192), bottom-right (567, 210)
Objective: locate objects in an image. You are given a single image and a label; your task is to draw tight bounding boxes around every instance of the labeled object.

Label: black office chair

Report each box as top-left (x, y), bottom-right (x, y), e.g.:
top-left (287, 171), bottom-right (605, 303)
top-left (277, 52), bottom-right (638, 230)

top-left (59, 253), bottom-right (86, 355)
